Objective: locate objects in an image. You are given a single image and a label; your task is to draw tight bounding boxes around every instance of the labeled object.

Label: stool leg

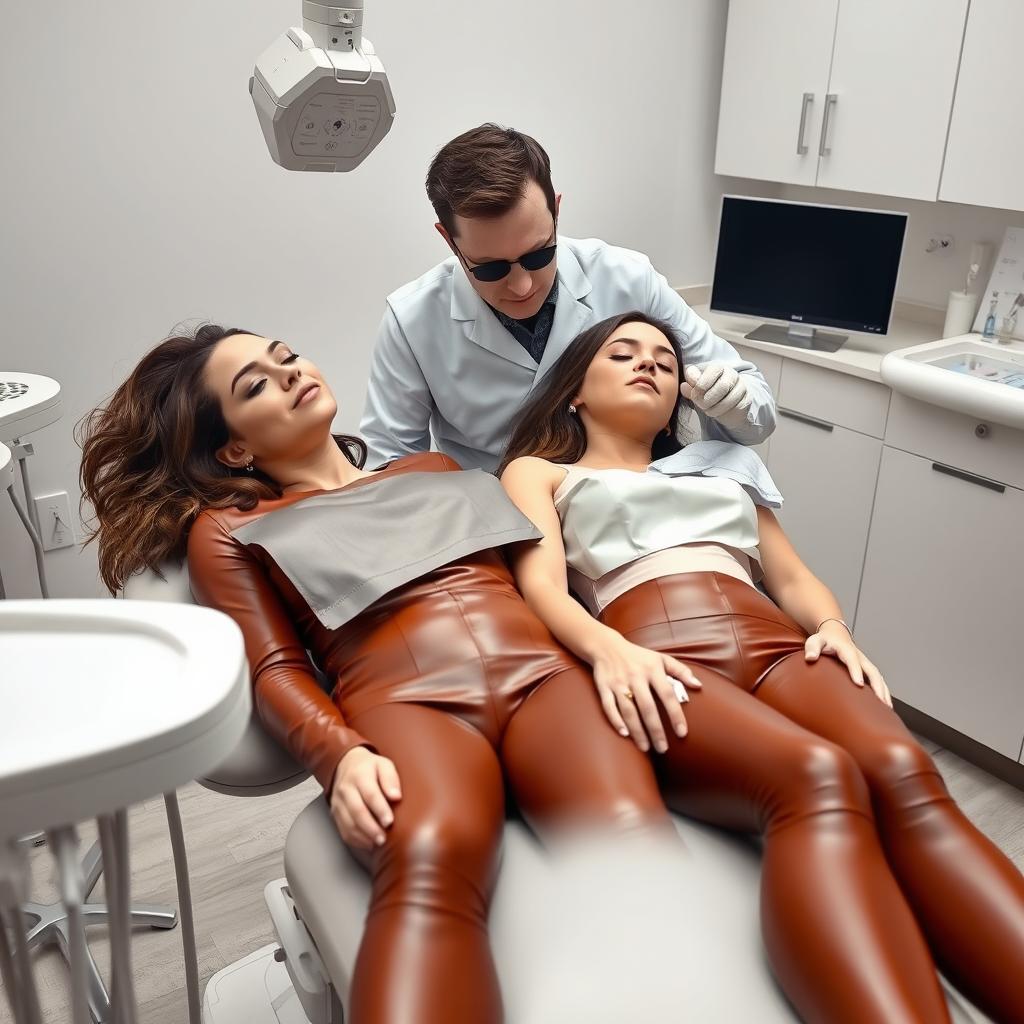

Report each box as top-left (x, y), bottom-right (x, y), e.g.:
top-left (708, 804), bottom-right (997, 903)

top-left (98, 812), bottom-right (137, 1024)
top-left (164, 793), bottom-right (201, 1024)
top-left (0, 904), bottom-right (29, 1023)
top-left (50, 827), bottom-right (91, 1024)
top-left (0, 902), bottom-right (43, 1024)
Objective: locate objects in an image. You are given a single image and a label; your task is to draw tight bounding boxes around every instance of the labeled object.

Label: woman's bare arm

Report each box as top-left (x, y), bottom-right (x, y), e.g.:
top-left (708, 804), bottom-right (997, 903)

top-left (757, 506), bottom-right (891, 704)
top-left (500, 457), bottom-right (614, 661)
top-left (756, 505), bottom-right (845, 635)
top-left (501, 457), bottom-right (699, 750)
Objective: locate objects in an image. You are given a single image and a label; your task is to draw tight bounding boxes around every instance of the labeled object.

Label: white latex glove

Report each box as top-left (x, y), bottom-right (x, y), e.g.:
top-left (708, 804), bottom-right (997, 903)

top-left (680, 362), bottom-right (753, 429)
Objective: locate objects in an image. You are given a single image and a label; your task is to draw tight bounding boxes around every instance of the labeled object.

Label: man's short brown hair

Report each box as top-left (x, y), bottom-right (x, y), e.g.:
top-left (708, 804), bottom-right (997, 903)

top-left (426, 124), bottom-right (557, 239)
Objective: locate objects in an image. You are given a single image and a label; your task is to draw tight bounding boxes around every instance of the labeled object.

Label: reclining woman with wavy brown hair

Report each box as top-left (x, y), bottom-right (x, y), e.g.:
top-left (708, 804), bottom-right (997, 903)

top-left (499, 311), bottom-right (1024, 1024)
top-left (78, 324), bottom-right (674, 1024)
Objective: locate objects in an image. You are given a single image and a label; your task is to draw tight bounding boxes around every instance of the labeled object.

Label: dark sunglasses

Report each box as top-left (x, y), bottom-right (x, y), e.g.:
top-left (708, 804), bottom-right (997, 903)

top-left (453, 232), bottom-right (558, 283)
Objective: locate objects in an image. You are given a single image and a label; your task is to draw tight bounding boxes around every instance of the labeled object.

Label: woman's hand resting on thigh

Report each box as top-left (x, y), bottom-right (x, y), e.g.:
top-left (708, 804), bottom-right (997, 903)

top-left (589, 633), bottom-right (702, 753)
top-left (804, 622), bottom-right (892, 708)
top-left (329, 747), bottom-right (403, 850)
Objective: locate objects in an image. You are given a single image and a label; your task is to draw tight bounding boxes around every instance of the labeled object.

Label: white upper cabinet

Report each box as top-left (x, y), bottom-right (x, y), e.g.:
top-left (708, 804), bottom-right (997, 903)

top-left (940, 0), bottom-right (1024, 211)
top-left (715, 0), bottom-right (840, 187)
top-left (716, 0), bottom-right (970, 202)
top-left (817, 0), bottom-right (969, 200)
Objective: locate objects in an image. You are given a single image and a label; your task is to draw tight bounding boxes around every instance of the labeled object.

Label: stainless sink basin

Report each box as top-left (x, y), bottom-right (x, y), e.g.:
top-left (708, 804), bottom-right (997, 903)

top-left (881, 334), bottom-right (1024, 429)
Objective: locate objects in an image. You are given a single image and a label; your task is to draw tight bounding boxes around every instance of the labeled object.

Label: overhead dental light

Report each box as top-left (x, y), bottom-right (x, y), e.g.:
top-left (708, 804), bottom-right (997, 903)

top-left (250, 2), bottom-right (396, 172)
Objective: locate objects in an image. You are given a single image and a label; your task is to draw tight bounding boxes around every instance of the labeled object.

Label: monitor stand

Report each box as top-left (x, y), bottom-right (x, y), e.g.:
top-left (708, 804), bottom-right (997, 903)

top-left (745, 322), bottom-right (848, 353)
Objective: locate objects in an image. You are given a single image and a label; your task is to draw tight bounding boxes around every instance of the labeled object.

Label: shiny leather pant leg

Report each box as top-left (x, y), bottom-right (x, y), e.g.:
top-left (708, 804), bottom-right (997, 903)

top-left (337, 671), bottom-right (673, 1024)
top-left (500, 665), bottom-right (671, 838)
top-left (756, 653), bottom-right (1024, 1024)
top-left (342, 702), bottom-right (507, 1024)
top-left (651, 667), bottom-right (951, 1024)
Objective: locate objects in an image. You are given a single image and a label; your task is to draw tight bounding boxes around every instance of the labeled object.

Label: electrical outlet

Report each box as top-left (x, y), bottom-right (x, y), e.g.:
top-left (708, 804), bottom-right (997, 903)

top-left (926, 234), bottom-right (954, 254)
top-left (33, 491), bottom-right (75, 551)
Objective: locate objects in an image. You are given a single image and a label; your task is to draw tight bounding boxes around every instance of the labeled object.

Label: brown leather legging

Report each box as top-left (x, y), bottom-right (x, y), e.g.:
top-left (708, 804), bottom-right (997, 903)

top-left (602, 571), bottom-right (1024, 1024)
top-left (329, 558), bottom-right (670, 1024)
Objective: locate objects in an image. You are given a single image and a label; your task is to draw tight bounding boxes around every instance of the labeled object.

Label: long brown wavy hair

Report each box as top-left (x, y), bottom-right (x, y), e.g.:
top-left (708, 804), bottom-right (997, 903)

top-left (498, 311), bottom-right (687, 474)
top-left (78, 323), bottom-right (365, 594)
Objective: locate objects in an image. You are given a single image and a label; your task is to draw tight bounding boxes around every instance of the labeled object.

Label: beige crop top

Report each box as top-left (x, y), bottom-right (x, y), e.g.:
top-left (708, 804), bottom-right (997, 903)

top-left (553, 464), bottom-right (764, 615)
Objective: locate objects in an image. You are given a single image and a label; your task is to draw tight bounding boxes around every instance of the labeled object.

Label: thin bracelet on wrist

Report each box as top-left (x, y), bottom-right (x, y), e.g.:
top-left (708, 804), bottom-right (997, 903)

top-left (816, 617), bottom-right (852, 638)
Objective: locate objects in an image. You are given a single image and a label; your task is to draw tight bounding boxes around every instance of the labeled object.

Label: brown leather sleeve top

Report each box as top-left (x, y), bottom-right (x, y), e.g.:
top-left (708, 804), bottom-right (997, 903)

top-left (186, 452), bottom-right (541, 791)
top-left (187, 504), bottom-right (375, 791)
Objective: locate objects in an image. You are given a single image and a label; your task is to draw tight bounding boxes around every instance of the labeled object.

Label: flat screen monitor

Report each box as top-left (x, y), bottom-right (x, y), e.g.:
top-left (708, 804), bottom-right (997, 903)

top-left (710, 196), bottom-right (907, 351)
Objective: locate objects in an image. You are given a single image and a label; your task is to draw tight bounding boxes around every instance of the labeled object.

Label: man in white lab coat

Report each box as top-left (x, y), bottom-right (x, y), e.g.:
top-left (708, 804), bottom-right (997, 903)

top-left (360, 124), bottom-right (776, 471)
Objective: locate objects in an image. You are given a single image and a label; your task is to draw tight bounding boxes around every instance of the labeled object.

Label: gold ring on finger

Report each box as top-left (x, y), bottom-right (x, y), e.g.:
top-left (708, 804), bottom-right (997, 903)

top-left (622, 689), bottom-right (635, 701)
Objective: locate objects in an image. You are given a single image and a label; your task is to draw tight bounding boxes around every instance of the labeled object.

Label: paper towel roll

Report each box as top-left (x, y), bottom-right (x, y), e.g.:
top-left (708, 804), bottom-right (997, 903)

top-left (943, 289), bottom-right (977, 338)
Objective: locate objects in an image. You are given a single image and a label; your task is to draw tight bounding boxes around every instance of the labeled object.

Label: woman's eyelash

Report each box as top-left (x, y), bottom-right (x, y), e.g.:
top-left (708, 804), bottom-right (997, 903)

top-left (610, 353), bottom-right (675, 372)
top-left (245, 353), bottom-right (301, 397)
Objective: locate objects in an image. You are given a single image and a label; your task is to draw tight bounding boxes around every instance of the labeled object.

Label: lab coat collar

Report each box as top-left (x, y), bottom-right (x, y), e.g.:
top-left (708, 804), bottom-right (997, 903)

top-left (449, 239), bottom-right (594, 374)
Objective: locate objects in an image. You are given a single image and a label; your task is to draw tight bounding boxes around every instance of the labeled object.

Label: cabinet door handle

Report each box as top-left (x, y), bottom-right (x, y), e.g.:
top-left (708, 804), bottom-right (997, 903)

top-left (818, 93), bottom-right (838, 157)
top-left (796, 92), bottom-right (814, 155)
top-left (931, 462), bottom-right (1005, 494)
top-left (779, 407), bottom-right (834, 432)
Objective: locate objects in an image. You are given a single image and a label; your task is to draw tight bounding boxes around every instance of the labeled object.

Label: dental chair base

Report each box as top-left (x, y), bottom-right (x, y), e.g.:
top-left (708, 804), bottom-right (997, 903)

top-left (203, 881), bottom-right (341, 1024)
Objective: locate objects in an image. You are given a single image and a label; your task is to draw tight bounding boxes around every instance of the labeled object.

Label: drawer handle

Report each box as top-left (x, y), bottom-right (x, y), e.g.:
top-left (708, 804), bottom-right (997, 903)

top-left (779, 408), bottom-right (834, 432)
top-left (931, 462), bottom-right (1005, 494)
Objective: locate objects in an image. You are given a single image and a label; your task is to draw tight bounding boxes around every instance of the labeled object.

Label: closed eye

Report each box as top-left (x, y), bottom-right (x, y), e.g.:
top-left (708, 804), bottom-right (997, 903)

top-left (245, 352), bottom-right (300, 398)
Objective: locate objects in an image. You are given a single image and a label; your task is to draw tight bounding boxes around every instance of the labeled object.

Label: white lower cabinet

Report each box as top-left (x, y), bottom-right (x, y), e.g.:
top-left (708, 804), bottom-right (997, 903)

top-left (856, 446), bottom-right (1024, 761)
top-left (733, 343), bottom-right (782, 467)
top-left (768, 407), bottom-right (882, 622)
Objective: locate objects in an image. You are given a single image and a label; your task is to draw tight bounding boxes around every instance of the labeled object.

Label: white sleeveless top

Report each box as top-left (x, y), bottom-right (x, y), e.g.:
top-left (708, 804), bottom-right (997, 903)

top-left (553, 464), bottom-right (764, 615)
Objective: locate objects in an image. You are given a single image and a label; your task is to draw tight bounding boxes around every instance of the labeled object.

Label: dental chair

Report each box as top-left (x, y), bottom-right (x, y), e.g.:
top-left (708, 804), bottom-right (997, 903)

top-left (124, 564), bottom-right (982, 1024)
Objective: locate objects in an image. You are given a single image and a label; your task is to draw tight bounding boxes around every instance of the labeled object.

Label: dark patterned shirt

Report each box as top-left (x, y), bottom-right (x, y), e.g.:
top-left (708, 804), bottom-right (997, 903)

top-left (488, 281), bottom-right (559, 364)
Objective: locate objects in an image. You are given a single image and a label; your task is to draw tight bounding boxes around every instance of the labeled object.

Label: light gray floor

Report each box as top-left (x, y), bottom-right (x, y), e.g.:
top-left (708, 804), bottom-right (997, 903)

top-left (2, 737), bottom-right (1022, 1024)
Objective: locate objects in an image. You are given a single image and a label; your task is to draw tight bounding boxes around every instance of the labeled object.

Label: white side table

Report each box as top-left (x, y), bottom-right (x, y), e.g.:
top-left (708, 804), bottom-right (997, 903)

top-left (0, 600), bottom-right (250, 1024)
top-left (0, 372), bottom-right (63, 599)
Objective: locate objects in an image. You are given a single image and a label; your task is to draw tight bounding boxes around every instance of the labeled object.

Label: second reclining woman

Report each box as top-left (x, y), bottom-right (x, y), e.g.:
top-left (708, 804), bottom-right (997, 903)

top-left (499, 311), bottom-right (1024, 1024)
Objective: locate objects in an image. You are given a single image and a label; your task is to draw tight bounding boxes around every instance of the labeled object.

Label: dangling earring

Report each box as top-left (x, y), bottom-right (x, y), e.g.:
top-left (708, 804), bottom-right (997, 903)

top-left (244, 455), bottom-right (254, 473)
top-left (568, 403), bottom-right (577, 415)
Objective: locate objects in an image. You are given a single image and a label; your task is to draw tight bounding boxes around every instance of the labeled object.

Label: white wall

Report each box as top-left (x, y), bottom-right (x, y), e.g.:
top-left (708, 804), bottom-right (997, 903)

top-left (0, 0), bottom-right (752, 598)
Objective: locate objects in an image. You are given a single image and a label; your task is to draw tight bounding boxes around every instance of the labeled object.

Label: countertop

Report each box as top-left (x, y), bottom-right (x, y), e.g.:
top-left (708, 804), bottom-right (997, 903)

top-left (691, 303), bottom-right (943, 384)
